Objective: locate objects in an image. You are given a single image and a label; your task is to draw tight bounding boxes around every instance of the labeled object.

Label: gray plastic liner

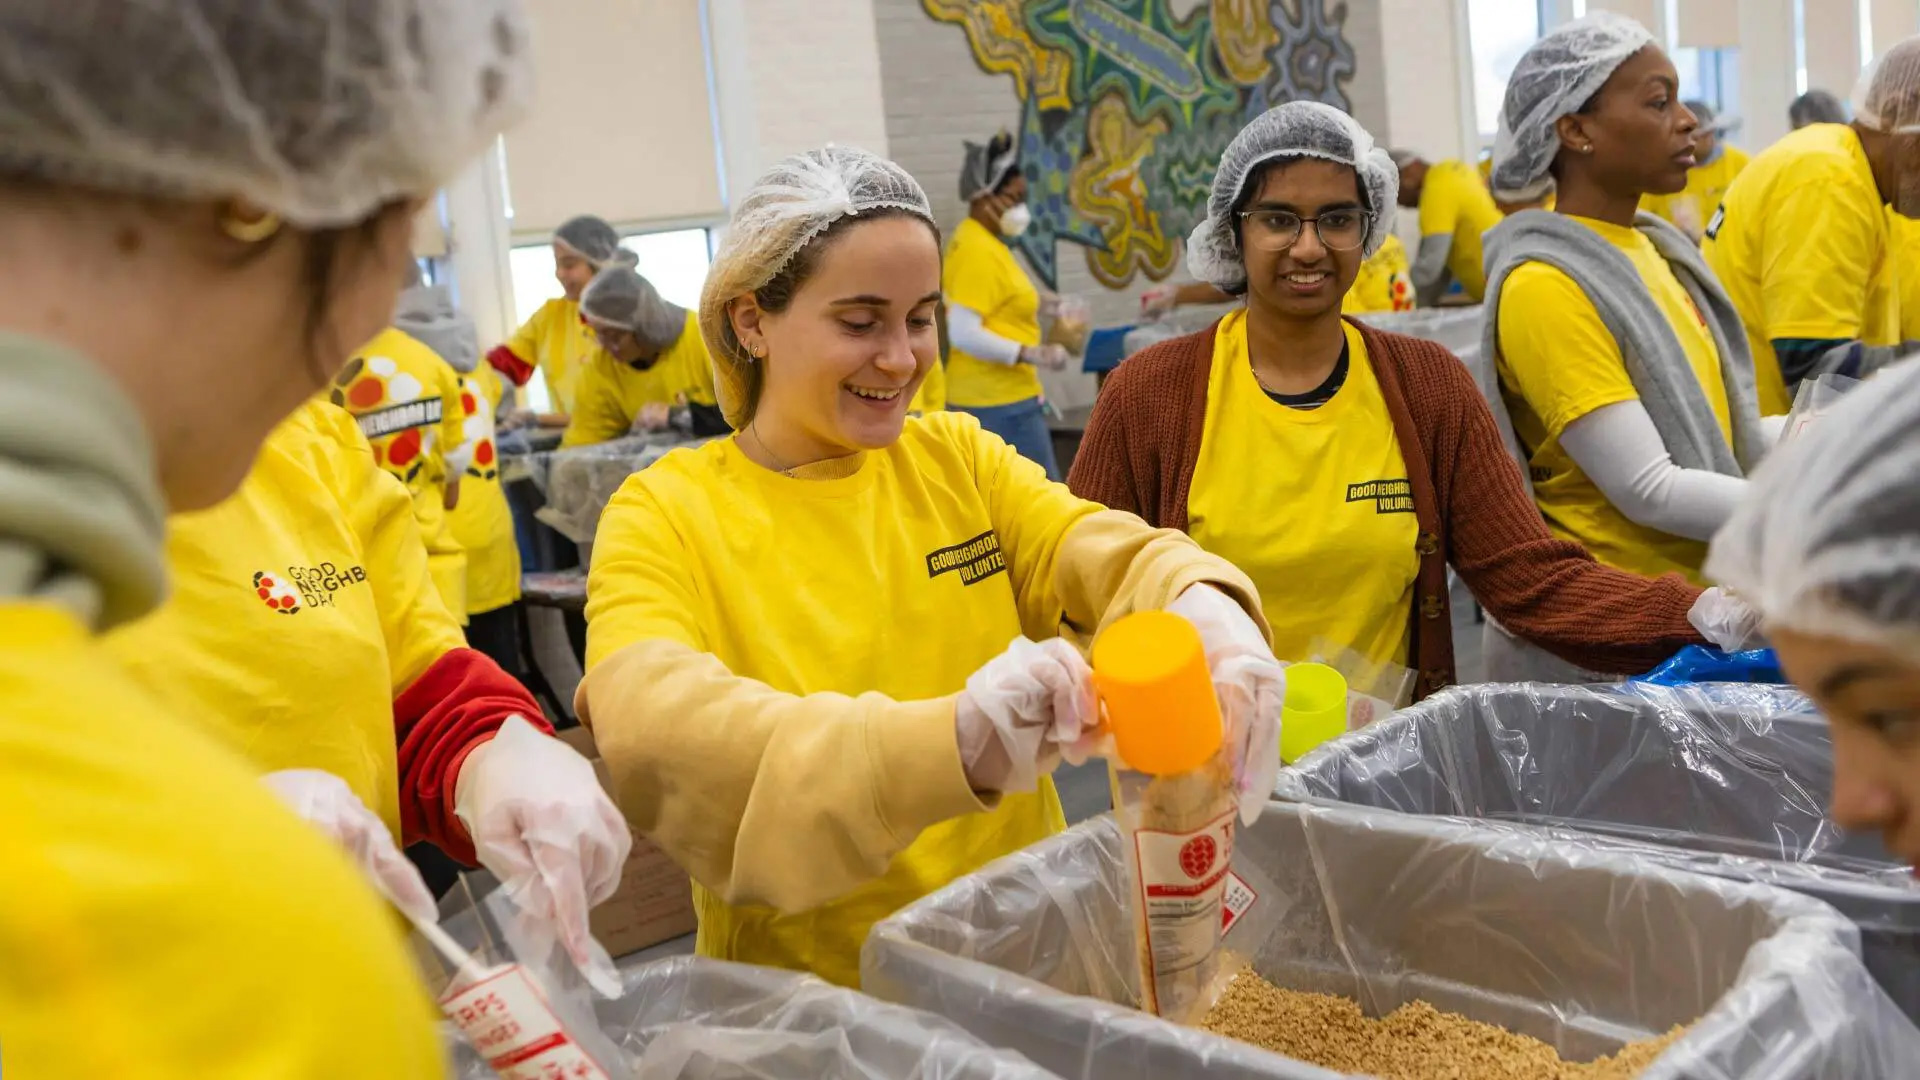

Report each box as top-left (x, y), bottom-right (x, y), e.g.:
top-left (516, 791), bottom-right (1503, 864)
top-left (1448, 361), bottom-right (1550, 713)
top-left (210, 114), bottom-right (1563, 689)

top-left (524, 433), bottom-right (711, 544)
top-left (451, 954), bottom-right (1060, 1079)
top-left (1276, 681), bottom-right (1920, 1019)
top-left (862, 800), bottom-right (1919, 1079)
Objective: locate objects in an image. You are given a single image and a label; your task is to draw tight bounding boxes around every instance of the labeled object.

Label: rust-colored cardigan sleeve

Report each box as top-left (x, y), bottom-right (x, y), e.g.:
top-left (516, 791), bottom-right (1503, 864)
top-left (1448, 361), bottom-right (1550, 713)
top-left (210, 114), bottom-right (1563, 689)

top-left (1069, 321), bottom-right (1704, 687)
top-left (1387, 333), bottom-right (1705, 674)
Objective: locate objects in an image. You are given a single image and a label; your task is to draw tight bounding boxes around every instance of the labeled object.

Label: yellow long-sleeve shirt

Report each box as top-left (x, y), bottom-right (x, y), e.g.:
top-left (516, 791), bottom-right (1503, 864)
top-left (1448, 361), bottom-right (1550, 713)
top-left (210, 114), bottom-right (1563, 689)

top-left (108, 401), bottom-right (470, 840)
top-left (332, 327), bottom-right (471, 616)
top-left (578, 410), bottom-right (1260, 986)
top-left (561, 312), bottom-right (719, 448)
top-left (499, 297), bottom-right (599, 414)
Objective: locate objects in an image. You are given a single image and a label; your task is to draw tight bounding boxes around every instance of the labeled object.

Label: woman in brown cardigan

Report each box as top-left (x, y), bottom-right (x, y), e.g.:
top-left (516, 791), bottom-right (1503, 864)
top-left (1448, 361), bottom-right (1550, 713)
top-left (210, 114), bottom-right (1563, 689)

top-left (1070, 101), bottom-right (1712, 702)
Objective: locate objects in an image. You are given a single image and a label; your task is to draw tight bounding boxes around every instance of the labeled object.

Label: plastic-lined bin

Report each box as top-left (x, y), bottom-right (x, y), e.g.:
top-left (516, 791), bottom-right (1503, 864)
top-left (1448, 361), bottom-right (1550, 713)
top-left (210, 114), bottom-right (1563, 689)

top-left (1276, 681), bottom-right (1920, 1020)
top-left (443, 955), bottom-right (1061, 1079)
top-left (862, 801), bottom-right (1914, 1079)
top-left (525, 433), bottom-right (712, 549)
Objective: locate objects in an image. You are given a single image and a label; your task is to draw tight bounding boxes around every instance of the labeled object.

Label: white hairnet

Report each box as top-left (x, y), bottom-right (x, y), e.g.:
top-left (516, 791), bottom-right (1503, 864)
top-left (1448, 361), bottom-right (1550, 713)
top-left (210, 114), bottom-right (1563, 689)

top-left (1185, 101), bottom-right (1398, 294)
top-left (1706, 360), bottom-right (1920, 652)
top-left (393, 284), bottom-right (479, 373)
top-left (699, 146), bottom-right (935, 428)
top-left (959, 131), bottom-right (1020, 203)
top-left (554, 214), bottom-right (632, 270)
top-left (580, 267), bottom-right (688, 351)
top-left (1490, 12), bottom-right (1656, 203)
top-left (0, 0), bottom-right (532, 229)
top-left (1854, 36), bottom-right (1920, 134)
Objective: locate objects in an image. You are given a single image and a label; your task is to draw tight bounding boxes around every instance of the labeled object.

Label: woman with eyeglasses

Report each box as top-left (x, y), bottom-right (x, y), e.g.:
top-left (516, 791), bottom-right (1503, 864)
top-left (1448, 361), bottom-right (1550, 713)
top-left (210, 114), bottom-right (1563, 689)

top-left (1072, 101), bottom-right (1714, 701)
top-left (1480, 16), bottom-right (1768, 635)
top-left (561, 264), bottom-right (726, 448)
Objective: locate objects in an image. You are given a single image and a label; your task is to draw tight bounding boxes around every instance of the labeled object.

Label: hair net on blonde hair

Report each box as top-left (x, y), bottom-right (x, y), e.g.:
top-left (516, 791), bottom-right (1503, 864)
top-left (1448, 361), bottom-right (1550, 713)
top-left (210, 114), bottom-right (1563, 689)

top-left (1185, 101), bottom-right (1398, 294)
top-left (580, 266), bottom-right (688, 351)
top-left (0, 0), bottom-right (532, 228)
top-left (1706, 361), bottom-right (1920, 653)
top-left (699, 146), bottom-right (934, 429)
top-left (554, 214), bottom-right (633, 270)
top-left (1853, 36), bottom-right (1920, 134)
top-left (1490, 12), bottom-right (1655, 203)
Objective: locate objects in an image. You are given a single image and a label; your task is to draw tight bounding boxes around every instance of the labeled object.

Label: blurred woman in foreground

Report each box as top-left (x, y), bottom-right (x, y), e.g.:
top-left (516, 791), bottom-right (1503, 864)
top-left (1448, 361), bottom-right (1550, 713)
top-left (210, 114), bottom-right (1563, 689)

top-left (0, 0), bottom-right (530, 1074)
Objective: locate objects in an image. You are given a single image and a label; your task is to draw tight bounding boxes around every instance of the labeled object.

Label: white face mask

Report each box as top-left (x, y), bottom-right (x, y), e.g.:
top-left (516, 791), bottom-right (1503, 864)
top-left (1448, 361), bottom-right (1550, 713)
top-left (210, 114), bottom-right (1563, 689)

top-left (998, 203), bottom-right (1032, 238)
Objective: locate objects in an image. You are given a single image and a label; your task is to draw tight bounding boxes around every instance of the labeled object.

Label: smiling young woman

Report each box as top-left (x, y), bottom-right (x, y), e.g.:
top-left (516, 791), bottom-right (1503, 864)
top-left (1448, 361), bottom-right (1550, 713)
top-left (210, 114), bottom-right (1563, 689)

top-left (574, 146), bottom-right (1286, 987)
top-left (1071, 101), bottom-right (1717, 700)
top-left (1477, 13), bottom-right (1773, 677)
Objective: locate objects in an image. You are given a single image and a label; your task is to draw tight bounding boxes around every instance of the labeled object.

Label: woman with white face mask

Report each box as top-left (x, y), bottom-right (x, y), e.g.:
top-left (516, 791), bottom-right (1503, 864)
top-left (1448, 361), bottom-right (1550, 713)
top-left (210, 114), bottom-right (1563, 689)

top-left (944, 131), bottom-right (1072, 477)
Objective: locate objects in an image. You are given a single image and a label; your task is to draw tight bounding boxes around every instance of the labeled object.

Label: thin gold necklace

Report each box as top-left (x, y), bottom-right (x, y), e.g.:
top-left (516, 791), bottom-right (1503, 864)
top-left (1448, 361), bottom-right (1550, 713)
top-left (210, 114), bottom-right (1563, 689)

top-left (744, 421), bottom-right (798, 477)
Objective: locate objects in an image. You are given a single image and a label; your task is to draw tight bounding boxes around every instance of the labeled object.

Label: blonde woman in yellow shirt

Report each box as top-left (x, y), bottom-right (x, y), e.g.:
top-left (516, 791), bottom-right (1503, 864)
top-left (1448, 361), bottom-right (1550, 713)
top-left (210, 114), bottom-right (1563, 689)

top-left (578, 146), bottom-right (1285, 987)
top-left (0, 1), bottom-right (530, 1075)
top-left (489, 214), bottom-right (625, 426)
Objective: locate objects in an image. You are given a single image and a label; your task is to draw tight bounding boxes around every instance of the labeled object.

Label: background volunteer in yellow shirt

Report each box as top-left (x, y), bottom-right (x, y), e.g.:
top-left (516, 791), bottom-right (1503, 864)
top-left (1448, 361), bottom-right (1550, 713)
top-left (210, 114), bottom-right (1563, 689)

top-left (945, 131), bottom-right (1073, 478)
top-left (1482, 14), bottom-right (1770, 592)
top-left (489, 214), bottom-right (623, 427)
top-left (397, 281), bottom-right (528, 676)
top-left (562, 264), bottom-right (726, 447)
top-left (1704, 37), bottom-right (1920, 414)
top-left (578, 146), bottom-right (1285, 987)
top-left (1640, 99), bottom-right (1750, 242)
top-left (1073, 101), bottom-right (1713, 698)
top-left (1391, 150), bottom-right (1504, 304)
top-left (108, 398), bottom-right (630, 970)
top-left (332, 323), bottom-right (471, 617)
top-left (0, 2), bottom-right (532, 1074)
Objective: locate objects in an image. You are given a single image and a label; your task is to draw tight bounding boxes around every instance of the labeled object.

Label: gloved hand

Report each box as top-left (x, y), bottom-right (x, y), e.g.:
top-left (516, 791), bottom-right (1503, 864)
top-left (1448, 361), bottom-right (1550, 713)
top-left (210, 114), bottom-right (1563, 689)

top-left (1037, 292), bottom-right (1064, 318)
top-left (262, 769), bottom-right (439, 925)
top-left (500, 407), bottom-right (537, 432)
top-left (1166, 585), bottom-right (1286, 825)
top-left (1020, 343), bottom-right (1072, 371)
top-left (956, 637), bottom-right (1099, 794)
top-left (634, 402), bottom-right (673, 433)
top-left (1140, 286), bottom-right (1178, 319)
top-left (1689, 586), bottom-right (1767, 652)
top-left (455, 716), bottom-right (633, 972)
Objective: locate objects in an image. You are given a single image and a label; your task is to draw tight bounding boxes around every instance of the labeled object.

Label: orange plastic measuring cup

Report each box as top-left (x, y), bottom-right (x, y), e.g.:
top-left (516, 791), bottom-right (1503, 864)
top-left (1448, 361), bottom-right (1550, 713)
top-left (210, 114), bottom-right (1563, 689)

top-left (1090, 610), bottom-right (1223, 776)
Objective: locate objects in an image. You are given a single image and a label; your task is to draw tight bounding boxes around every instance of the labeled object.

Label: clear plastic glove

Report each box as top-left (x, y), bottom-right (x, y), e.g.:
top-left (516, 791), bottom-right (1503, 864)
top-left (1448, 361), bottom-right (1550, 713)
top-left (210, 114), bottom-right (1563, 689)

top-left (500, 407), bottom-right (537, 432)
top-left (1020, 343), bottom-right (1072, 371)
top-left (1166, 585), bottom-right (1286, 825)
top-left (262, 769), bottom-right (439, 925)
top-left (956, 637), bottom-right (1099, 794)
top-left (632, 402), bottom-right (672, 433)
top-left (1689, 586), bottom-right (1767, 652)
top-left (1140, 286), bottom-right (1178, 319)
top-left (1037, 292), bottom-right (1064, 318)
top-left (455, 717), bottom-right (633, 981)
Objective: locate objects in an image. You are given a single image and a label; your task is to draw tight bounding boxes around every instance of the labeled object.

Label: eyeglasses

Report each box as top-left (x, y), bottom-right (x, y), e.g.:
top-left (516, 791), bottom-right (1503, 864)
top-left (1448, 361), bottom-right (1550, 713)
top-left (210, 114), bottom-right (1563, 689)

top-left (1237, 208), bottom-right (1371, 252)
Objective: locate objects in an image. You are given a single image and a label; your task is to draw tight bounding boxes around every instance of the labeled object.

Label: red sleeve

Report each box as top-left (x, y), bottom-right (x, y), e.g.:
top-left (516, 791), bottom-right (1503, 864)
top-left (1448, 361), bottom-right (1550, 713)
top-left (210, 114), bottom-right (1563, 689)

top-left (487, 344), bottom-right (536, 387)
top-left (394, 647), bottom-right (553, 863)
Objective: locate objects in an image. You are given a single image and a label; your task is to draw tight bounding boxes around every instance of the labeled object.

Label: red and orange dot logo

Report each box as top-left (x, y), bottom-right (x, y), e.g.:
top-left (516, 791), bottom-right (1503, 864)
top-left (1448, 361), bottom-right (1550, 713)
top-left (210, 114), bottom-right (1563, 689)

top-left (252, 571), bottom-right (301, 615)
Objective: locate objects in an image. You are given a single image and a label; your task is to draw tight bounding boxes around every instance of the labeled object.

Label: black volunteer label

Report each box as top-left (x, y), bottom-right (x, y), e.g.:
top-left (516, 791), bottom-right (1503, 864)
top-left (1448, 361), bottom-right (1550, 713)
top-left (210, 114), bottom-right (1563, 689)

top-left (925, 530), bottom-right (1008, 587)
top-left (1703, 204), bottom-right (1725, 241)
top-left (356, 397), bottom-right (444, 439)
top-left (1345, 478), bottom-right (1415, 514)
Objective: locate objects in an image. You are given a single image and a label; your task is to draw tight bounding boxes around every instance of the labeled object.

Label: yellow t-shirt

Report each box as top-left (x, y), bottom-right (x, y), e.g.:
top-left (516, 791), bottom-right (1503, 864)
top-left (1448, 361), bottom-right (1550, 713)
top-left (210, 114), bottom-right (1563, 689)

top-left (1893, 211), bottom-right (1920, 340)
top-left (1342, 232), bottom-right (1416, 314)
top-left (1497, 215), bottom-right (1733, 584)
top-left (2, 604), bottom-right (444, 1078)
top-left (561, 311), bottom-right (719, 448)
top-left (108, 401), bottom-right (470, 840)
top-left (910, 356), bottom-right (947, 414)
top-left (333, 326), bottom-right (470, 615)
top-left (1703, 123), bottom-right (1900, 415)
top-left (584, 412), bottom-right (1104, 985)
top-left (1419, 159), bottom-right (1503, 301)
top-left (1641, 144), bottom-right (1751, 242)
top-left (448, 367), bottom-right (522, 615)
top-left (1186, 312), bottom-right (1418, 666)
top-left (944, 217), bottom-right (1044, 407)
top-left (503, 297), bottom-right (599, 415)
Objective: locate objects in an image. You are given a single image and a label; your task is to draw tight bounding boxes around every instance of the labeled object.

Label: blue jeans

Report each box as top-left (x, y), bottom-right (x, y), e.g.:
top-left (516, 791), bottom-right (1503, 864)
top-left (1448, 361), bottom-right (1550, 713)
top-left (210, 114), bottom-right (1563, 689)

top-left (956, 397), bottom-right (1059, 480)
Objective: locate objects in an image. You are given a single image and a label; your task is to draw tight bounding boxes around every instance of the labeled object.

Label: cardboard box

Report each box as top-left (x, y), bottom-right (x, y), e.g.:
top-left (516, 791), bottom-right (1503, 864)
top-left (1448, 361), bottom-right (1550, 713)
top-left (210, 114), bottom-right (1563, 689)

top-left (557, 724), bottom-right (698, 958)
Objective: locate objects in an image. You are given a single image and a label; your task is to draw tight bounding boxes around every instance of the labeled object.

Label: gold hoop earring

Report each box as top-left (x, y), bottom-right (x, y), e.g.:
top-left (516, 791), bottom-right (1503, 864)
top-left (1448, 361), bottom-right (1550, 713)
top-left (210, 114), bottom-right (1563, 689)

top-left (220, 204), bottom-right (283, 243)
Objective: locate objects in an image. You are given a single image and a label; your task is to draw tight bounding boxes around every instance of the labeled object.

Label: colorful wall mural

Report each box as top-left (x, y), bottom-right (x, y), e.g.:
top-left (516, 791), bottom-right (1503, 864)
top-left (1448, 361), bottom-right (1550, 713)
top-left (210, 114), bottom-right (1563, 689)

top-left (924, 0), bottom-right (1358, 289)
